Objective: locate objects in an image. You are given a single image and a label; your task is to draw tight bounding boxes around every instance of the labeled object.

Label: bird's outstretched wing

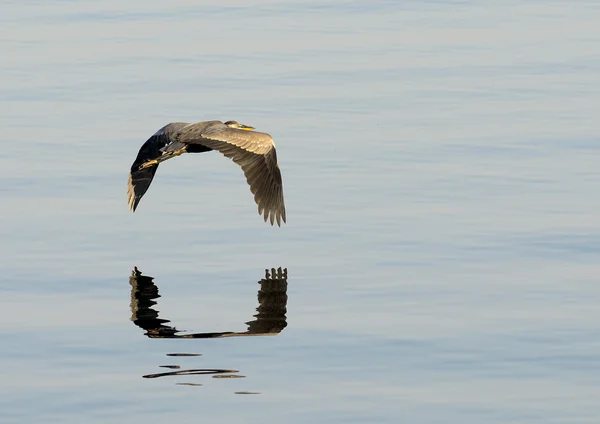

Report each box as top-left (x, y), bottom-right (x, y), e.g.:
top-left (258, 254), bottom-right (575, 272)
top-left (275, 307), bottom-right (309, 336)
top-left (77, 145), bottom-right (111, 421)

top-left (178, 124), bottom-right (286, 226)
top-left (127, 123), bottom-right (189, 211)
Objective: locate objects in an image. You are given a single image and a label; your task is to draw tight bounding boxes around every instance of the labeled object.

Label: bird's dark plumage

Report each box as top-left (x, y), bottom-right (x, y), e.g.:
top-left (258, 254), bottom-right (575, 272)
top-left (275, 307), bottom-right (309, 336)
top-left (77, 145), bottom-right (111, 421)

top-left (127, 120), bottom-right (286, 226)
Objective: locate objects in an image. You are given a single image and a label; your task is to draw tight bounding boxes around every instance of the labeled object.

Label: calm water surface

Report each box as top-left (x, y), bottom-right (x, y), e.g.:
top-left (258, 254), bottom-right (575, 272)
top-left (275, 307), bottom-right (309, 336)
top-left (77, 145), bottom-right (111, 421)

top-left (1, 1), bottom-right (600, 423)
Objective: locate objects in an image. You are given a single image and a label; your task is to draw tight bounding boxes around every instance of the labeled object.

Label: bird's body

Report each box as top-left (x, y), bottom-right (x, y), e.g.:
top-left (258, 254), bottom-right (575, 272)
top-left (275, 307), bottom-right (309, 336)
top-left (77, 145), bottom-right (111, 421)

top-left (127, 120), bottom-right (286, 226)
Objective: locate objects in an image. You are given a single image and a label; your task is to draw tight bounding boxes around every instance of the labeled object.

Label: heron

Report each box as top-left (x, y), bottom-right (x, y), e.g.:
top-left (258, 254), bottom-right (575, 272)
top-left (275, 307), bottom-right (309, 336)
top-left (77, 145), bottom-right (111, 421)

top-left (127, 120), bottom-right (286, 226)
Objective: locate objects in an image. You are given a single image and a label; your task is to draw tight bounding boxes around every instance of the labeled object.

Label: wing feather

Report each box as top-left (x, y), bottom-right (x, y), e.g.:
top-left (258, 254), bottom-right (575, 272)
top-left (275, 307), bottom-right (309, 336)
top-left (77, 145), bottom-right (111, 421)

top-left (127, 123), bottom-right (189, 212)
top-left (183, 125), bottom-right (274, 155)
top-left (177, 124), bottom-right (286, 226)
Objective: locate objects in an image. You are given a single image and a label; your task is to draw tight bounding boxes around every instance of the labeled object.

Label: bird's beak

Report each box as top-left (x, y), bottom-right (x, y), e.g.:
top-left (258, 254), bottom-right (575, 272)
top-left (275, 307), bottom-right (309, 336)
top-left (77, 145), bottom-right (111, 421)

top-left (240, 124), bottom-right (255, 131)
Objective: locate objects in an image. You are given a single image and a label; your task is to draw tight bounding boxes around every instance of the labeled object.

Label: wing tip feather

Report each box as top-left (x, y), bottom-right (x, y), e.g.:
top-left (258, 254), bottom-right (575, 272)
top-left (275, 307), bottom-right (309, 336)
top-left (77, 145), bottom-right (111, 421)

top-left (127, 173), bottom-right (136, 212)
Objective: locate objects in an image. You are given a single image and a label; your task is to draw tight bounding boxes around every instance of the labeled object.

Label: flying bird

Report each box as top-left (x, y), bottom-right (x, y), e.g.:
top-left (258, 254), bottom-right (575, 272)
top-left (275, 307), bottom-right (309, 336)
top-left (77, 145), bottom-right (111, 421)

top-left (127, 120), bottom-right (286, 226)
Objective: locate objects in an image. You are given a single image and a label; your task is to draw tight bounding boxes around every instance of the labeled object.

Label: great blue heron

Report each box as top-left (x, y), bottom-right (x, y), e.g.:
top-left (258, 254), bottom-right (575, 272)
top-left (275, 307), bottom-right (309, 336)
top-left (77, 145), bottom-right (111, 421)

top-left (127, 120), bottom-right (286, 226)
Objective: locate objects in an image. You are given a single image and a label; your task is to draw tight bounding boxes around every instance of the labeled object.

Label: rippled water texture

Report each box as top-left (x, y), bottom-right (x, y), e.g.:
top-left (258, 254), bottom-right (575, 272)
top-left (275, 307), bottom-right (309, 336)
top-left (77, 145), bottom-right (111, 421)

top-left (1, 1), bottom-right (599, 423)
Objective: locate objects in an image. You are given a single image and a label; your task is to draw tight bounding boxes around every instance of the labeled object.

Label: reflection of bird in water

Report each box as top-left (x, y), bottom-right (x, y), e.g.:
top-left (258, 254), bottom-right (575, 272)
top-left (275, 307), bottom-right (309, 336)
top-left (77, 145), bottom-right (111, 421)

top-left (127, 120), bottom-right (286, 226)
top-left (130, 267), bottom-right (288, 384)
top-left (129, 266), bottom-right (288, 339)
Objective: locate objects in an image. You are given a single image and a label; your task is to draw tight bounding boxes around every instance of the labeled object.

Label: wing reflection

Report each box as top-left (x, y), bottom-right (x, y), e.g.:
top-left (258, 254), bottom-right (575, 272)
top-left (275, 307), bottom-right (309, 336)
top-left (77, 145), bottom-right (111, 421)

top-left (129, 267), bottom-right (288, 339)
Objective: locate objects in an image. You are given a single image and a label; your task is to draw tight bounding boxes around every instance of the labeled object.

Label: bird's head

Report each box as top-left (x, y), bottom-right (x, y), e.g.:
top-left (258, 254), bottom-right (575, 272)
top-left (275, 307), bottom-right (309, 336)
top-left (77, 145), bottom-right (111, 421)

top-left (224, 120), bottom-right (255, 131)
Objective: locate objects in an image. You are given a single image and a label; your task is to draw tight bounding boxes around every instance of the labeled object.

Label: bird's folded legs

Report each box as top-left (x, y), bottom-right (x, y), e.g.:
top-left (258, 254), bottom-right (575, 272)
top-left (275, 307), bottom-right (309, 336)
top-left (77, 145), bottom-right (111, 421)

top-left (139, 148), bottom-right (186, 170)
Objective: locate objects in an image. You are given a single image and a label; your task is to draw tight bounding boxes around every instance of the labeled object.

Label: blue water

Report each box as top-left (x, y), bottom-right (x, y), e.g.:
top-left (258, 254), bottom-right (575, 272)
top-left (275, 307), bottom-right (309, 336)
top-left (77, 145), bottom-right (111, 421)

top-left (1, 1), bottom-right (600, 423)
